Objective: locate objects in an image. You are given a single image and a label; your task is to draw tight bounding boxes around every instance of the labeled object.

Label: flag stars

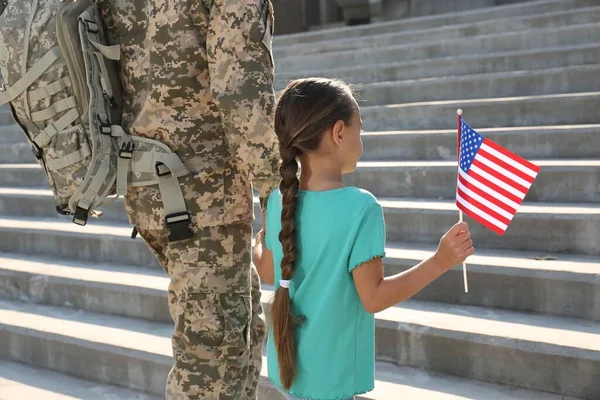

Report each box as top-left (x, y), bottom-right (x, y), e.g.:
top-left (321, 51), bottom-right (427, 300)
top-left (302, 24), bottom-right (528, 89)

top-left (458, 120), bottom-right (486, 173)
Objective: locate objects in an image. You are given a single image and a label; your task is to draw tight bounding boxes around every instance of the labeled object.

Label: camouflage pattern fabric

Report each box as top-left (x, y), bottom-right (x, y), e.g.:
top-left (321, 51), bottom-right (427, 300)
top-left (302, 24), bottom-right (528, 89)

top-left (97, 0), bottom-right (280, 398)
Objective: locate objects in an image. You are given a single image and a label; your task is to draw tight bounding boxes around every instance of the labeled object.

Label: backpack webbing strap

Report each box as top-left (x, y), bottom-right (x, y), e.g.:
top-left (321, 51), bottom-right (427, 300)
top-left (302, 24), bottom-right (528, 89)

top-left (73, 127), bottom-right (112, 226)
top-left (28, 76), bottom-right (72, 102)
top-left (0, 46), bottom-right (61, 106)
top-left (93, 52), bottom-right (115, 107)
top-left (81, 20), bottom-right (120, 60)
top-left (32, 107), bottom-right (79, 148)
top-left (45, 143), bottom-right (91, 171)
top-left (155, 160), bottom-right (193, 242)
top-left (30, 95), bottom-right (77, 122)
top-left (110, 124), bottom-right (132, 196)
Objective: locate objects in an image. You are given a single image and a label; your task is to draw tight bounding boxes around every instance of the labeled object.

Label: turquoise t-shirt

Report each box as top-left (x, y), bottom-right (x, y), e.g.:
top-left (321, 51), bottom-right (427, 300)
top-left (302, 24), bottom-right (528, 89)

top-left (265, 187), bottom-right (386, 400)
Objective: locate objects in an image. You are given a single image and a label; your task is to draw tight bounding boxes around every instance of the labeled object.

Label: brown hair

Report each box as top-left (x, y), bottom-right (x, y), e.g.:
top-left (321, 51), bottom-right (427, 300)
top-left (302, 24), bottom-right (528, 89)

top-left (272, 78), bottom-right (356, 389)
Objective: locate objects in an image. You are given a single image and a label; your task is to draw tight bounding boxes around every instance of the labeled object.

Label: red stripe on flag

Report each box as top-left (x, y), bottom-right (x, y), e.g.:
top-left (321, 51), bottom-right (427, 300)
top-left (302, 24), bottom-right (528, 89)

top-left (456, 200), bottom-right (506, 236)
top-left (483, 138), bottom-right (541, 174)
top-left (458, 174), bottom-right (517, 214)
top-left (478, 147), bottom-right (536, 185)
top-left (467, 169), bottom-right (524, 205)
top-left (457, 187), bottom-right (512, 227)
top-left (472, 158), bottom-right (528, 195)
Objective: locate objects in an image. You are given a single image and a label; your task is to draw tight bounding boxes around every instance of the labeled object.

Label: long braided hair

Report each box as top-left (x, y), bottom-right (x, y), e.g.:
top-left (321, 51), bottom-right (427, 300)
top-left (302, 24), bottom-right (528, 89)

top-left (272, 78), bottom-right (356, 389)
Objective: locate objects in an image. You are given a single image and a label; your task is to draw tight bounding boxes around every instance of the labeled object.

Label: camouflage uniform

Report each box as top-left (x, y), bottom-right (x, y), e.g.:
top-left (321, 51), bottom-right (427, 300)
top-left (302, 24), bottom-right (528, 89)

top-left (97, 1), bottom-right (280, 398)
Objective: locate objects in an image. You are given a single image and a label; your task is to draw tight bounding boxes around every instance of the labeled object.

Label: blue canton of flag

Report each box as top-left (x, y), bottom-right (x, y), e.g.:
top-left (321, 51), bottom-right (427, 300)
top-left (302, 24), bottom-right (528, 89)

top-left (459, 120), bottom-right (484, 173)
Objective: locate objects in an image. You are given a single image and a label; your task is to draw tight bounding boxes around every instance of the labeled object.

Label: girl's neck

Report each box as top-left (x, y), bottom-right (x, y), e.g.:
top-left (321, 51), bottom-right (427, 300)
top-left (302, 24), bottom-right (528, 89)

top-left (298, 155), bottom-right (344, 191)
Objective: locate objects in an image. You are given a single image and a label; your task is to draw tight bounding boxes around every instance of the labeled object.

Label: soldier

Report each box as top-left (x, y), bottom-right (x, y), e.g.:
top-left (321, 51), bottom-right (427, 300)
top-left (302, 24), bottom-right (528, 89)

top-left (97, 1), bottom-right (280, 398)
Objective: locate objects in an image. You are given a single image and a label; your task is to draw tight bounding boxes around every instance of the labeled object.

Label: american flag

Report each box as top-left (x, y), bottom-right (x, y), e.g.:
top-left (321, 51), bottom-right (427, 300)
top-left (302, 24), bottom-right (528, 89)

top-left (457, 119), bottom-right (540, 235)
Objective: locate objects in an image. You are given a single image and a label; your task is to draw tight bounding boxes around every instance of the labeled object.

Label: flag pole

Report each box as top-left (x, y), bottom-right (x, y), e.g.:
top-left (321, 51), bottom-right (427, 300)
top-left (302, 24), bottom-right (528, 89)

top-left (457, 109), bottom-right (469, 293)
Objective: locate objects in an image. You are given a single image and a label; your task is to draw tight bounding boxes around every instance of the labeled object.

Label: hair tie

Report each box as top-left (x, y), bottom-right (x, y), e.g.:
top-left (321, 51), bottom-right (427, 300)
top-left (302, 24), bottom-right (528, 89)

top-left (280, 280), bottom-right (291, 289)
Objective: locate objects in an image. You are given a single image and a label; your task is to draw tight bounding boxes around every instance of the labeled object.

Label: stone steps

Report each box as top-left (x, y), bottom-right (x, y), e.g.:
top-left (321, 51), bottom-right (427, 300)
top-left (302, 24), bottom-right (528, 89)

top-left (0, 245), bottom-right (597, 325)
top-left (274, 5), bottom-right (600, 58)
top-left (273, 0), bottom-right (598, 47)
top-left (368, 299), bottom-right (599, 399)
top-left (276, 43), bottom-right (600, 89)
top-left (1, 0), bottom-right (598, 397)
top-left (0, 142), bottom-right (35, 164)
top-left (0, 124), bottom-right (26, 144)
top-left (379, 199), bottom-right (600, 255)
top-left (345, 159), bottom-right (600, 203)
top-left (359, 125), bottom-right (600, 161)
top-left (0, 194), bottom-right (597, 261)
top-left (3, 158), bottom-right (598, 204)
top-left (0, 360), bottom-right (161, 400)
top-left (360, 92), bottom-right (600, 131)
top-left (4, 125), bottom-right (600, 165)
top-left (0, 110), bottom-right (17, 127)
top-left (0, 298), bottom-right (581, 400)
top-left (277, 22), bottom-right (600, 72)
top-left (353, 64), bottom-right (600, 106)
top-left (0, 295), bottom-right (596, 399)
top-left (0, 164), bottom-right (48, 188)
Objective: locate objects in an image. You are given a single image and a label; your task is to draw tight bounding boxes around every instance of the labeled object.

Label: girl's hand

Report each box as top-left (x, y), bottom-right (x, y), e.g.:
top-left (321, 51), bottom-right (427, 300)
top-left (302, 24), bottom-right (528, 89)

top-left (255, 229), bottom-right (265, 245)
top-left (253, 228), bottom-right (274, 285)
top-left (433, 222), bottom-right (474, 271)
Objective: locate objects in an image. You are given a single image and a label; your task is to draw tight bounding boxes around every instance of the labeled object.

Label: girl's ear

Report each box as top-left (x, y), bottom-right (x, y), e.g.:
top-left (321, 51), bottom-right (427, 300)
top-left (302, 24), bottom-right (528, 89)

top-left (331, 120), bottom-right (345, 146)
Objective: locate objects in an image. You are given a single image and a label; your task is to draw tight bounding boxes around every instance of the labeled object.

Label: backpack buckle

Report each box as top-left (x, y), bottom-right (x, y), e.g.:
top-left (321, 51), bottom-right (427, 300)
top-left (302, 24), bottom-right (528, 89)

top-left (96, 113), bottom-right (112, 135)
top-left (103, 91), bottom-right (117, 109)
top-left (155, 162), bottom-right (171, 177)
top-left (119, 141), bottom-right (135, 159)
top-left (165, 211), bottom-right (194, 242)
top-left (84, 20), bottom-right (99, 34)
top-left (73, 206), bottom-right (89, 226)
top-left (56, 205), bottom-right (72, 216)
top-left (31, 142), bottom-right (42, 160)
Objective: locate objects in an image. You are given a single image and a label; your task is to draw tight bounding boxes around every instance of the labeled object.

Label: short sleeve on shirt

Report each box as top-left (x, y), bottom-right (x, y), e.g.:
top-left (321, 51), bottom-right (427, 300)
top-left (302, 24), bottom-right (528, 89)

top-left (348, 202), bottom-right (386, 272)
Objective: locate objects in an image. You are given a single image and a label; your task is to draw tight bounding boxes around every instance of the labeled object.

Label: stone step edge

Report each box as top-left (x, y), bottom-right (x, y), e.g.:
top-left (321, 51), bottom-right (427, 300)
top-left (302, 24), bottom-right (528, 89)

top-left (362, 90), bottom-right (600, 110)
top-left (360, 124), bottom-right (600, 137)
top-left (0, 360), bottom-right (162, 400)
top-left (351, 63), bottom-right (600, 89)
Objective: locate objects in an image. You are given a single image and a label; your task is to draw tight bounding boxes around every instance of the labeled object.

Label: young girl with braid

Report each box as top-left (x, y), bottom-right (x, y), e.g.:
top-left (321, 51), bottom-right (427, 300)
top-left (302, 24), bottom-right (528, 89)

top-left (253, 78), bottom-right (475, 400)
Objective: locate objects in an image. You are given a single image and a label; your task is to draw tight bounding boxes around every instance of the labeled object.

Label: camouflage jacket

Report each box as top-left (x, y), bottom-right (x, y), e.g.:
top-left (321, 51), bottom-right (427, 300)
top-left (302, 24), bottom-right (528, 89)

top-left (98, 0), bottom-right (280, 226)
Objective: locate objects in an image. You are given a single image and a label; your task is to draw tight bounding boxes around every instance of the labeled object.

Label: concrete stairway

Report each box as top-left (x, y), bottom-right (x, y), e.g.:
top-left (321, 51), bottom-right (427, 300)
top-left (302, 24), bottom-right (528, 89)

top-left (0, 0), bottom-right (599, 398)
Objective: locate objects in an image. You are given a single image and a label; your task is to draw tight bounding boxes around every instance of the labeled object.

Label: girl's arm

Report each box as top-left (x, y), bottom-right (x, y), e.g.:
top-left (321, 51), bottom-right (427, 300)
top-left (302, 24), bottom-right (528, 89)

top-left (352, 222), bottom-right (474, 314)
top-left (253, 229), bottom-right (275, 285)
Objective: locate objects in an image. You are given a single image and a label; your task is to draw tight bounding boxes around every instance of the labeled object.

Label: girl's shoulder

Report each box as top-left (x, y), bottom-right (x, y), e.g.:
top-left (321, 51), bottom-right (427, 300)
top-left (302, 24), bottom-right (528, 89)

top-left (267, 187), bottom-right (379, 210)
top-left (267, 189), bottom-right (282, 208)
top-left (342, 187), bottom-right (380, 208)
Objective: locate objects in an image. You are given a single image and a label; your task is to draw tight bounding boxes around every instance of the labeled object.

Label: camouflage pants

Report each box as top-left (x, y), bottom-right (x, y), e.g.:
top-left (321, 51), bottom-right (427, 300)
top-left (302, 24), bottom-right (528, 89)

top-left (126, 187), bottom-right (266, 399)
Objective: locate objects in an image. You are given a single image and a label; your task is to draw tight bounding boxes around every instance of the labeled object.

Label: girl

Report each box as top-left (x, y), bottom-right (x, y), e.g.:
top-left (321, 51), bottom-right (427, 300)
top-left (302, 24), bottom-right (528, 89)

top-left (253, 78), bottom-right (474, 400)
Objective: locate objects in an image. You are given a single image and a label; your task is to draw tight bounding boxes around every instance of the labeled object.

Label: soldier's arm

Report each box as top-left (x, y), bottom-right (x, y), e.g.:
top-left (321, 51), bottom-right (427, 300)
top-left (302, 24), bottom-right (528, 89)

top-left (207, 0), bottom-right (280, 208)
